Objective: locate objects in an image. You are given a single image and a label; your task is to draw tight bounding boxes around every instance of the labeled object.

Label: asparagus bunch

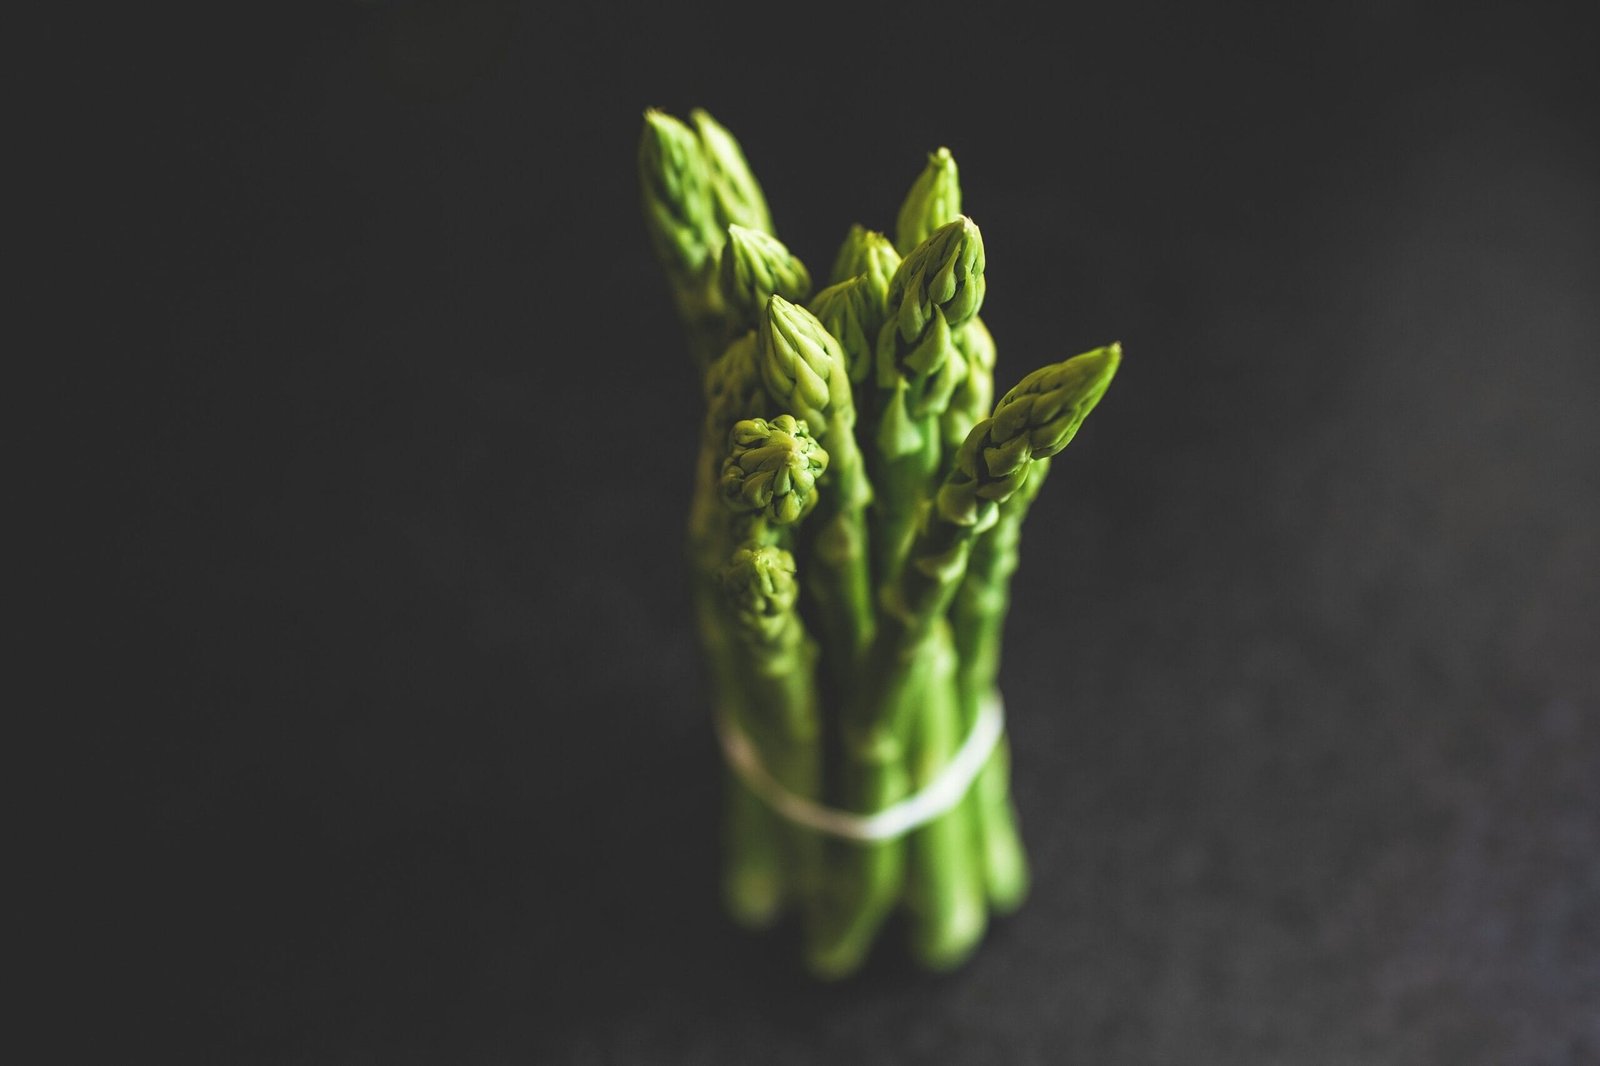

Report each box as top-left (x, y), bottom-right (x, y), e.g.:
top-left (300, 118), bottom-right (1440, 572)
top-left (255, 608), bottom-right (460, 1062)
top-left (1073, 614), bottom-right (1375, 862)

top-left (639, 108), bottom-right (1120, 977)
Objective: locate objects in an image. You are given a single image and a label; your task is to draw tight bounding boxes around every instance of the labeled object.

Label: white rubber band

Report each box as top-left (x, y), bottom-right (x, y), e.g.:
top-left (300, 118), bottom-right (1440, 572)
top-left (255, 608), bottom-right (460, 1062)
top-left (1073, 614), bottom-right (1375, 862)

top-left (713, 693), bottom-right (1005, 843)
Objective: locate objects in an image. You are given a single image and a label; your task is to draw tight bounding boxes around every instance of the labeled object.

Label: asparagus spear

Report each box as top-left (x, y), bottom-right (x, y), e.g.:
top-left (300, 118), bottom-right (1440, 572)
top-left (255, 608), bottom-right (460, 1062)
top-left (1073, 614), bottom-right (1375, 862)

top-left (747, 301), bottom-right (888, 979)
top-left (870, 217), bottom-right (988, 582)
top-left (758, 296), bottom-right (876, 682)
top-left (716, 412), bottom-right (829, 918)
top-left (719, 768), bottom-right (783, 927)
top-left (903, 617), bottom-right (988, 969)
top-left (859, 344), bottom-right (1122, 774)
top-left (703, 563), bottom-right (784, 928)
top-left (814, 226), bottom-right (898, 429)
top-left (812, 347), bottom-right (1119, 977)
top-left (805, 751), bottom-right (910, 979)
top-left (686, 335), bottom-right (782, 926)
top-left (719, 539), bottom-right (821, 766)
top-left (719, 543), bottom-right (823, 921)
top-left (951, 455), bottom-right (1047, 913)
top-left (888, 147), bottom-right (997, 479)
top-left (889, 148), bottom-right (996, 959)
top-left (946, 345), bottom-right (1121, 908)
top-left (638, 110), bottom-right (726, 370)
top-left (639, 110), bottom-right (782, 590)
top-left (805, 220), bottom-right (988, 974)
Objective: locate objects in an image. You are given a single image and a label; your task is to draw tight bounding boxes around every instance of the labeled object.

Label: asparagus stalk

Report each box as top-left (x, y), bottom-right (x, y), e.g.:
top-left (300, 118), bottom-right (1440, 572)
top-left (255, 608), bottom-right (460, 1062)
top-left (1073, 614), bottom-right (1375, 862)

top-left (719, 545), bottom-right (822, 907)
top-left (702, 574), bottom-right (784, 927)
top-left (805, 747), bottom-right (910, 979)
top-left (723, 544), bottom-right (825, 845)
top-left (717, 414), bottom-right (828, 921)
top-left (686, 335), bottom-right (782, 926)
top-left (720, 768), bottom-right (784, 927)
top-left (951, 455), bottom-right (1047, 913)
top-left (947, 345), bottom-right (1121, 907)
top-left (903, 618), bottom-right (988, 969)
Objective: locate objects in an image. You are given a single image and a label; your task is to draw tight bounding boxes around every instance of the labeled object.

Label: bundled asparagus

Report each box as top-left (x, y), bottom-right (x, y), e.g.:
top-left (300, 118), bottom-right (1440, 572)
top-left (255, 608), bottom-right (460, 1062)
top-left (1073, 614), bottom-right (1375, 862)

top-left (640, 108), bottom-right (1120, 976)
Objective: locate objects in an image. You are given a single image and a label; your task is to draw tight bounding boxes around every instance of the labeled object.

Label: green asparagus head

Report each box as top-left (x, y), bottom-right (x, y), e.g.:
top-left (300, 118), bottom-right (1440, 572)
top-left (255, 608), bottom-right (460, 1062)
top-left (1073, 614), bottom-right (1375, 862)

top-left (874, 217), bottom-right (987, 416)
top-left (828, 225), bottom-right (902, 306)
top-left (719, 225), bottom-right (813, 327)
top-left (703, 331), bottom-right (767, 422)
top-left (758, 294), bottom-right (854, 432)
top-left (638, 109), bottom-right (718, 278)
top-left (720, 415), bottom-right (829, 524)
top-left (887, 216), bottom-right (987, 341)
top-left (937, 344), bottom-right (1121, 526)
top-left (991, 343), bottom-right (1121, 460)
top-left (808, 276), bottom-right (877, 385)
top-left (894, 146), bottom-right (962, 256)
top-left (720, 543), bottom-right (801, 645)
top-left (689, 108), bottom-right (773, 235)
top-left (817, 228), bottom-right (899, 387)
top-left (876, 304), bottom-right (961, 419)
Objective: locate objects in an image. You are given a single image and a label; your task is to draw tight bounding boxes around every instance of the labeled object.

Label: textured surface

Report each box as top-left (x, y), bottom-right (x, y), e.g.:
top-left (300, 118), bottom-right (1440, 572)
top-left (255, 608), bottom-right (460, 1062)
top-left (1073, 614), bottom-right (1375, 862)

top-left (89, 3), bottom-right (1598, 1062)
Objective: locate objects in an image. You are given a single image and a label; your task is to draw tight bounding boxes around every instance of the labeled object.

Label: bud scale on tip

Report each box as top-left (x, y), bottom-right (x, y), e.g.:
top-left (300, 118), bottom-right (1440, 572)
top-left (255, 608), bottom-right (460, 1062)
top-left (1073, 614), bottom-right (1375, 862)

top-left (720, 415), bottom-right (829, 525)
top-left (720, 225), bottom-right (812, 326)
top-left (894, 147), bottom-right (962, 256)
top-left (691, 108), bottom-right (774, 236)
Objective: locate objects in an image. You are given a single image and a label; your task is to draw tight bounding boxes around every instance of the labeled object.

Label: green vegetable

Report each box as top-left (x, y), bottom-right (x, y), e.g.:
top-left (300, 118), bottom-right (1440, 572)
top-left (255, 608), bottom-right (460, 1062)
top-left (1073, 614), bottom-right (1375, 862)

top-left (639, 108), bottom-right (1121, 978)
top-left (719, 225), bottom-right (811, 330)
top-left (759, 296), bottom-right (875, 690)
top-left (720, 541), bottom-right (824, 930)
top-left (690, 107), bottom-right (773, 236)
top-left (895, 147), bottom-right (962, 255)
top-left (870, 216), bottom-right (987, 583)
top-left (720, 415), bottom-right (828, 525)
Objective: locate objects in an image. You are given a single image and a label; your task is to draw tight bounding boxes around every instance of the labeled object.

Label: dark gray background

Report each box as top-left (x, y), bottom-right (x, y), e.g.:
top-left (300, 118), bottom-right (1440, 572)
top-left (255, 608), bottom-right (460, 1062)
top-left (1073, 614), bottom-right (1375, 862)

top-left (91, 2), bottom-right (1598, 1062)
